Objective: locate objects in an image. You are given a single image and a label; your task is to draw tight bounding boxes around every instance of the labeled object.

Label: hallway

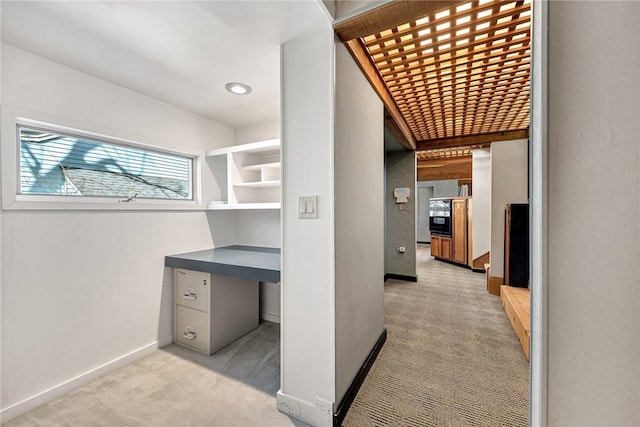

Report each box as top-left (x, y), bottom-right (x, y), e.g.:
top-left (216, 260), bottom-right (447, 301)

top-left (344, 244), bottom-right (529, 426)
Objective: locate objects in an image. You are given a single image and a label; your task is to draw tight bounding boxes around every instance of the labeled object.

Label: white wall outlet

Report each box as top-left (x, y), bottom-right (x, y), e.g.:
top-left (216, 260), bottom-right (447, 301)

top-left (298, 195), bottom-right (318, 219)
top-left (397, 246), bottom-right (406, 253)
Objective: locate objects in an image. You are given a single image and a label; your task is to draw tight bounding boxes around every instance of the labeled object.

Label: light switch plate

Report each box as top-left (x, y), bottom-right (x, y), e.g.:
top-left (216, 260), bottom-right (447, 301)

top-left (298, 195), bottom-right (318, 219)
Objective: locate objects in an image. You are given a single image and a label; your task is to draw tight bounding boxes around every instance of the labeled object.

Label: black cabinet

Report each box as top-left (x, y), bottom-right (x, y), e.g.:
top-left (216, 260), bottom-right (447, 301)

top-left (504, 203), bottom-right (529, 287)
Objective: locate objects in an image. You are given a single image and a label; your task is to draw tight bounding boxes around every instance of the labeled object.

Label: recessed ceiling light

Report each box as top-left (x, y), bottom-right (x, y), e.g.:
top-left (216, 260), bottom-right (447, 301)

top-left (225, 82), bottom-right (252, 95)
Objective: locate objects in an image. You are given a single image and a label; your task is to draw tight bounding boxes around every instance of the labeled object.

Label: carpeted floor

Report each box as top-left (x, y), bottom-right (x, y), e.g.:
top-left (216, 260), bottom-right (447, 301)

top-left (342, 244), bottom-right (530, 426)
top-left (6, 244), bottom-right (528, 426)
top-left (5, 322), bottom-right (307, 427)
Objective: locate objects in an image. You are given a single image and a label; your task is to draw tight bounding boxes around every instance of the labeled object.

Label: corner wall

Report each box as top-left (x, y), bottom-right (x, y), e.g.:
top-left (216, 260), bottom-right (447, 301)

top-left (334, 42), bottom-right (384, 405)
top-left (385, 151), bottom-right (416, 278)
top-left (278, 12), bottom-right (385, 426)
top-left (278, 16), bottom-right (336, 426)
top-left (546, 2), bottom-right (640, 424)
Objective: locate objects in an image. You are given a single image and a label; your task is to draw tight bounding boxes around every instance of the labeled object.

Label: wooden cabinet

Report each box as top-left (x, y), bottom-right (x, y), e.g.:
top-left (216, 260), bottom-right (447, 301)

top-left (452, 199), bottom-right (468, 264)
top-left (430, 197), bottom-right (469, 267)
top-left (431, 235), bottom-right (451, 260)
top-left (431, 235), bottom-right (441, 258)
top-left (441, 237), bottom-right (452, 260)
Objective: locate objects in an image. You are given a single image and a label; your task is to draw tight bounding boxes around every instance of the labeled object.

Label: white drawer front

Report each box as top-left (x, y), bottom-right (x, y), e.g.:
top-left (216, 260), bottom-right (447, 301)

top-left (175, 305), bottom-right (210, 354)
top-left (174, 269), bottom-right (209, 312)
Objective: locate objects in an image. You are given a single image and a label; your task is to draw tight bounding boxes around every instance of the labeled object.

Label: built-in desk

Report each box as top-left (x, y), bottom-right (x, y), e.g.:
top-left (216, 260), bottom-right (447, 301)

top-left (165, 245), bottom-right (280, 355)
top-left (165, 245), bottom-right (280, 282)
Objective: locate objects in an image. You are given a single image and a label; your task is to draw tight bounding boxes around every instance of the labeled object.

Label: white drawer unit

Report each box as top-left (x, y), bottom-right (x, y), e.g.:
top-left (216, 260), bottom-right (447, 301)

top-left (173, 268), bottom-right (259, 356)
top-left (175, 268), bottom-right (209, 312)
top-left (175, 304), bottom-right (210, 353)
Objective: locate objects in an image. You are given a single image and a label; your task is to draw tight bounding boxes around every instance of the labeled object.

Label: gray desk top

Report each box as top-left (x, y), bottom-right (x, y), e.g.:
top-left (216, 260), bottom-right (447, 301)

top-left (165, 245), bottom-right (280, 283)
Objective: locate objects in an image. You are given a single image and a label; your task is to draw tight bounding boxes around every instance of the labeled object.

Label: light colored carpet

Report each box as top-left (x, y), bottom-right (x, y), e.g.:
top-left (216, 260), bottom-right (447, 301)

top-left (342, 244), bottom-right (529, 426)
top-left (5, 322), bottom-right (307, 427)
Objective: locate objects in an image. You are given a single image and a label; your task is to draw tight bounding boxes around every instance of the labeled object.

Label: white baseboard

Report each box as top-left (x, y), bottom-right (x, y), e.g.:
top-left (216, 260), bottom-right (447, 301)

top-left (261, 311), bottom-right (281, 324)
top-left (0, 339), bottom-right (167, 424)
top-left (276, 390), bottom-right (333, 427)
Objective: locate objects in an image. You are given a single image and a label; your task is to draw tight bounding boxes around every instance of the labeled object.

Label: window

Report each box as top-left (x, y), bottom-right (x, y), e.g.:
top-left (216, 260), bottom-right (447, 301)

top-left (18, 124), bottom-right (194, 201)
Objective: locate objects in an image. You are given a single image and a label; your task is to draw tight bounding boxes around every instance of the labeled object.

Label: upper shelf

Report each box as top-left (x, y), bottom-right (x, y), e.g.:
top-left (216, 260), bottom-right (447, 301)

top-left (206, 139), bottom-right (281, 210)
top-left (206, 139), bottom-right (280, 157)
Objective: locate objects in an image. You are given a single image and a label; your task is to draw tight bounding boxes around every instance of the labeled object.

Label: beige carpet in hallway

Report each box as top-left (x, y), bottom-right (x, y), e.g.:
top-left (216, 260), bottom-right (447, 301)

top-left (342, 244), bottom-right (529, 426)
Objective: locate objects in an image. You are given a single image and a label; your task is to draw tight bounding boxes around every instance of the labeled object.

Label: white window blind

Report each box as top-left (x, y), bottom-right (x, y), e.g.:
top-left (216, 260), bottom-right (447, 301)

top-left (18, 125), bottom-right (194, 200)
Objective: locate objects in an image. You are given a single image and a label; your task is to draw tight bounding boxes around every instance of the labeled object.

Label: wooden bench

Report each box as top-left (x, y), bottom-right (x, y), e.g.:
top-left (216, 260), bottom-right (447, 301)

top-left (500, 285), bottom-right (530, 360)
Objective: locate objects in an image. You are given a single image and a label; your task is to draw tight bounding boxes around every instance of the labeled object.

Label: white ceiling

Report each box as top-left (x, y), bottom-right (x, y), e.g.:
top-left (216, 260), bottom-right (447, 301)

top-left (1, 1), bottom-right (327, 129)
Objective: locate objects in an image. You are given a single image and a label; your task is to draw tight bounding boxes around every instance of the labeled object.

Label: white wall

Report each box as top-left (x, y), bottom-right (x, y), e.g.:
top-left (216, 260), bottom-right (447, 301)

top-left (334, 42), bottom-right (384, 405)
top-left (279, 20), bottom-right (385, 425)
top-left (471, 149), bottom-right (491, 260)
top-left (0, 44), bottom-right (234, 421)
top-left (547, 2), bottom-right (640, 425)
top-left (278, 14), bottom-right (336, 426)
top-left (489, 139), bottom-right (528, 279)
top-left (235, 120), bottom-right (279, 146)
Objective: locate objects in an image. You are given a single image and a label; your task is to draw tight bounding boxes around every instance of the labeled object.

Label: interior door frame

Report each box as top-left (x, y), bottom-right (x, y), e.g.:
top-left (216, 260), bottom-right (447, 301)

top-left (529, 0), bottom-right (547, 424)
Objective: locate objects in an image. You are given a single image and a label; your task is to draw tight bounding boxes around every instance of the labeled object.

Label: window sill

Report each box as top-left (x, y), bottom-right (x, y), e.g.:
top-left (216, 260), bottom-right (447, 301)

top-left (2, 197), bottom-right (207, 212)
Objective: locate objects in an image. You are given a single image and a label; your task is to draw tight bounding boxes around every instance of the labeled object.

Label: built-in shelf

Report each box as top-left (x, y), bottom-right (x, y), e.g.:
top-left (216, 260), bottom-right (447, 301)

top-left (207, 202), bottom-right (281, 210)
top-left (206, 139), bottom-right (281, 210)
top-left (233, 180), bottom-right (280, 189)
top-left (243, 161), bottom-right (280, 171)
top-left (205, 139), bottom-right (280, 157)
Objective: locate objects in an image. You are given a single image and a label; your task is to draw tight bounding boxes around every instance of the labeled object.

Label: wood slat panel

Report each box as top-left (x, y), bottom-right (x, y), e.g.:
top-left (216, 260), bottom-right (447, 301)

top-left (417, 161), bottom-right (471, 181)
top-left (365, 1), bottom-right (529, 50)
top-left (337, 0), bottom-right (532, 144)
top-left (417, 157), bottom-right (471, 168)
top-left (334, 1), bottom-right (463, 42)
top-left (416, 129), bottom-right (528, 150)
top-left (372, 15), bottom-right (530, 67)
top-left (416, 143), bottom-right (488, 161)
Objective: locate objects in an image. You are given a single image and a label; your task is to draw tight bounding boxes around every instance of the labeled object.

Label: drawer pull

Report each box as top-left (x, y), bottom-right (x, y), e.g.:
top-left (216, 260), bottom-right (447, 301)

top-left (182, 288), bottom-right (197, 300)
top-left (182, 328), bottom-right (197, 340)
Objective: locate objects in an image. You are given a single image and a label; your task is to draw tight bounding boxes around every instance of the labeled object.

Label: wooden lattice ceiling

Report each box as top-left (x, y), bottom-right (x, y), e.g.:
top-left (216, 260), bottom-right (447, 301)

top-left (345, 0), bottom-right (531, 146)
top-left (416, 144), bottom-right (488, 161)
